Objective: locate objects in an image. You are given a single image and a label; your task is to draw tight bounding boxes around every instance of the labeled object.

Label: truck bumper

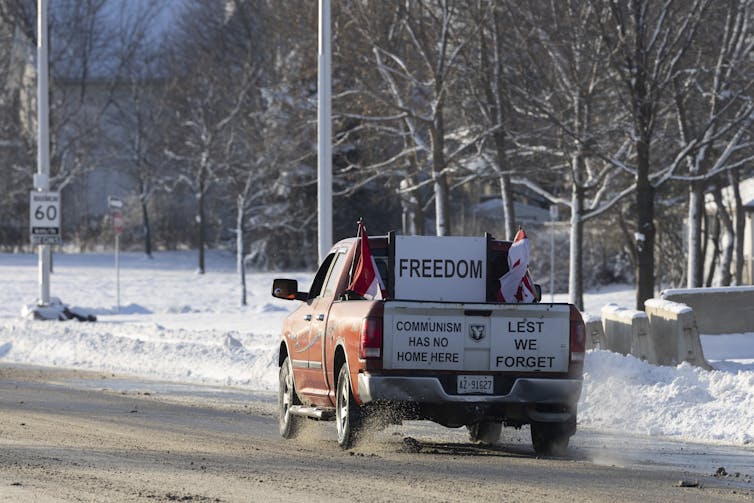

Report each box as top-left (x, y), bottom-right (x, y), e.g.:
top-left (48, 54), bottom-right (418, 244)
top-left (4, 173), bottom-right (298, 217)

top-left (358, 374), bottom-right (582, 423)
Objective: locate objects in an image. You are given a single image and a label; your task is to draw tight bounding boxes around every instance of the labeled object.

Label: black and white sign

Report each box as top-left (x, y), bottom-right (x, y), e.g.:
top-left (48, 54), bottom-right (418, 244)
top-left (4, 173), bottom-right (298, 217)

top-left (489, 317), bottom-right (569, 372)
top-left (30, 191), bottom-right (61, 246)
top-left (390, 315), bottom-right (465, 370)
top-left (394, 236), bottom-right (487, 302)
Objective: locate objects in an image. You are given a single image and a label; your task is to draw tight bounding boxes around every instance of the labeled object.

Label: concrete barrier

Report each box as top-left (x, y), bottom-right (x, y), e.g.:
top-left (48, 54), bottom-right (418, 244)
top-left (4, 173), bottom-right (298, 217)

top-left (581, 312), bottom-right (604, 350)
top-left (661, 286), bottom-right (754, 335)
top-left (600, 304), bottom-right (651, 360)
top-left (644, 299), bottom-right (712, 370)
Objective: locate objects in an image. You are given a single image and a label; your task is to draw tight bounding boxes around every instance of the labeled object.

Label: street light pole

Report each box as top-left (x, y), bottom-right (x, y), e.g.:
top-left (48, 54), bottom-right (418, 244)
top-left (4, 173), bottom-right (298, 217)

top-left (36, 0), bottom-right (51, 306)
top-left (317, 0), bottom-right (333, 263)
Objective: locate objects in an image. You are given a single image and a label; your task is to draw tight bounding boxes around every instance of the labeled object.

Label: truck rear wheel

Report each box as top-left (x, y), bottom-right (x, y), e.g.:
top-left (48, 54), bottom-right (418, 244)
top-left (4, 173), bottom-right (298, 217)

top-left (278, 356), bottom-right (301, 439)
top-left (530, 420), bottom-right (573, 456)
top-left (336, 364), bottom-right (362, 449)
top-left (467, 421), bottom-right (502, 444)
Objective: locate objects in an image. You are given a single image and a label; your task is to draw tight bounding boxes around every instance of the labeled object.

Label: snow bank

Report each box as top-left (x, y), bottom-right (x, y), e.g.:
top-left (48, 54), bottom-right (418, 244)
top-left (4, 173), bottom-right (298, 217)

top-left (580, 350), bottom-right (754, 445)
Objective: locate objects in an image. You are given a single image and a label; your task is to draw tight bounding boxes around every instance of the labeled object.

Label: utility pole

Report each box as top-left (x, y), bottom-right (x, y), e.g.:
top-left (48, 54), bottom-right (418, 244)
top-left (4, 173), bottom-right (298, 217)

top-left (24, 0), bottom-right (67, 321)
top-left (36, 0), bottom-right (51, 306)
top-left (317, 0), bottom-right (332, 263)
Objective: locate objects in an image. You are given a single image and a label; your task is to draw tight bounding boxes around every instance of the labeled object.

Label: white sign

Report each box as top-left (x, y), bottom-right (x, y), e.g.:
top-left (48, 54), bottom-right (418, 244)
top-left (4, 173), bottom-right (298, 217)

top-left (489, 317), bottom-right (569, 372)
top-left (108, 195), bottom-right (123, 209)
top-left (30, 191), bottom-right (61, 246)
top-left (390, 315), bottom-right (465, 370)
top-left (394, 236), bottom-right (487, 302)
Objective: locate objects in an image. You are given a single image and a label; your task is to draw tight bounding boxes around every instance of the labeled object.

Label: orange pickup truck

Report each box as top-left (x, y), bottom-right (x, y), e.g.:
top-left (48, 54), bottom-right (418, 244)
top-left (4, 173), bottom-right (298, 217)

top-left (271, 232), bottom-right (585, 454)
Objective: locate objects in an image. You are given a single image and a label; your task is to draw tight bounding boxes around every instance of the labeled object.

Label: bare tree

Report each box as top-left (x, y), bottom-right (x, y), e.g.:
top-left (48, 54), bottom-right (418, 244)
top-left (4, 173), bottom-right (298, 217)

top-left (462, 0), bottom-right (517, 239)
top-left (491, 0), bottom-right (634, 310)
top-left (671, 0), bottom-right (754, 287)
top-left (728, 168), bottom-right (747, 284)
top-left (162, 1), bottom-right (258, 274)
top-left (596, 0), bottom-right (712, 309)
top-left (340, 0), bottom-right (491, 236)
top-left (103, 0), bottom-right (171, 258)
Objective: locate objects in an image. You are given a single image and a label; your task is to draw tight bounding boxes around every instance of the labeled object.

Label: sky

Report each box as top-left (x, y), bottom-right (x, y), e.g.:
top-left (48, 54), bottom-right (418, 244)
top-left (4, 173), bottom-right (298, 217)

top-left (0, 250), bottom-right (752, 447)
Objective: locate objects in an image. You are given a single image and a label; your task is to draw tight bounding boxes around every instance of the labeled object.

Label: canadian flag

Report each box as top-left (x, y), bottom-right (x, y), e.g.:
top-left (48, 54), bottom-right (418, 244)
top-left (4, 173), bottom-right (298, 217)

top-left (499, 228), bottom-right (536, 303)
top-left (347, 220), bottom-right (385, 300)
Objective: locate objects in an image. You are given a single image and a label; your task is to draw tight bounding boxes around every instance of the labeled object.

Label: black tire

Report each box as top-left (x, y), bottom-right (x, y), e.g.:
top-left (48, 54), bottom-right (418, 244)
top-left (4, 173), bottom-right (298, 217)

top-left (278, 356), bottom-right (301, 439)
top-left (530, 420), bottom-right (573, 456)
top-left (467, 421), bottom-right (502, 444)
top-left (336, 363), bottom-right (362, 449)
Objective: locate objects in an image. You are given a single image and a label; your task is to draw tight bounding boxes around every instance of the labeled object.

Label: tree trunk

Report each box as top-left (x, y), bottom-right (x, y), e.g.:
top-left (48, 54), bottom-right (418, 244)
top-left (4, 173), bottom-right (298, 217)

top-left (433, 172), bottom-right (450, 236)
top-left (568, 183), bottom-right (584, 311)
top-left (618, 209), bottom-right (638, 271)
top-left (635, 137), bottom-right (655, 310)
top-left (141, 197), bottom-right (152, 259)
top-left (197, 190), bottom-right (206, 274)
top-left (713, 187), bottom-right (734, 286)
top-left (400, 175), bottom-right (422, 235)
top-left (430, 120), bottom-right (450, 236)
top-left (705, 213), bottom-right (720, 287)
top-left (235, 196), bottom-right (248, 306)
top-left (478, 14), bottom-right (516, 241)
top-left (498, 171), bottom-right (515, 241)
top-left (701, 209), bottom-right (709, 276)
top-left (493, 126), bottom-right (515, 239)
top-left (687, 181), bottom-right (705, 287)
top-left (236, 196), bottom-right (244, 277)
top-left (729, 169), bottom-right (745, 285)
top-left (241, 254), bottom-right (247, 307)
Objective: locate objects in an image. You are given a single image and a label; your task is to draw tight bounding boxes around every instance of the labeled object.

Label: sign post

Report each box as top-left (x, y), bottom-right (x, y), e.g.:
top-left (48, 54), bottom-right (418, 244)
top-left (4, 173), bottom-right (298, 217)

top-left (109, 196), bottom-right (123, 313)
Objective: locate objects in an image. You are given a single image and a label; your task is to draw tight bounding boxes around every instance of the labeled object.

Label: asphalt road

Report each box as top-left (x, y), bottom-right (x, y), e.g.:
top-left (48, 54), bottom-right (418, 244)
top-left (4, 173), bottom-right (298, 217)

top-left (1, 365), bottom-right (752, 502)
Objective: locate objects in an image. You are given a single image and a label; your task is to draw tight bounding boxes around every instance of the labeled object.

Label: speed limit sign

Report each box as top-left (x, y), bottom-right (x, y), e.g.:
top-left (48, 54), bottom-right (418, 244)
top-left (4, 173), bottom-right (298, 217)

top-left (30, 191), bottom-right (62, 246)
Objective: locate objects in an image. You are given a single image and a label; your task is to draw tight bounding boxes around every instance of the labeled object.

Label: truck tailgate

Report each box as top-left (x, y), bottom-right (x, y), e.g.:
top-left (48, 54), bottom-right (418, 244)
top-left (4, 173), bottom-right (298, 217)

top-left (382, 302), bottom-right (571, 373)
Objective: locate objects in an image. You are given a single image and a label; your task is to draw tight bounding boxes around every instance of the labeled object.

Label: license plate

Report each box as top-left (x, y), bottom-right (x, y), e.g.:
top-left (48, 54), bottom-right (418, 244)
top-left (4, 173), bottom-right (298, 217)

top-left (457, 375), bottom-right (493, 394)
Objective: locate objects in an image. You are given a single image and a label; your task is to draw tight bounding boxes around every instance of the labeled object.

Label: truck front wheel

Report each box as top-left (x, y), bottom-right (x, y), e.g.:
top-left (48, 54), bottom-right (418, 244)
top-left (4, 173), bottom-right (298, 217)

top-left (530, 420), bottom-right (573, 456)
top-left (278, 356), bottom-right (301, 439)
top-left (336, 364), bottom-right (362, 449)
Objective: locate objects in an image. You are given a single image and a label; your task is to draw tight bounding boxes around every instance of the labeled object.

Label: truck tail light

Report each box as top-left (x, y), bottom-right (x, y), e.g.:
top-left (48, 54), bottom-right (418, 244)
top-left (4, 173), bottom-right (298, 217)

top-left (569, 305), bottom-right (586, 363)
top-left (359, 317), bottom-right (383, 359)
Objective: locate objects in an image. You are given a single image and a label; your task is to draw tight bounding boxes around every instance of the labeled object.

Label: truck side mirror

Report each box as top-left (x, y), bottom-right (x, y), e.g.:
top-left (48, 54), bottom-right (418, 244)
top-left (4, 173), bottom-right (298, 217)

top-left (272, 278), bottom-right (307, 301)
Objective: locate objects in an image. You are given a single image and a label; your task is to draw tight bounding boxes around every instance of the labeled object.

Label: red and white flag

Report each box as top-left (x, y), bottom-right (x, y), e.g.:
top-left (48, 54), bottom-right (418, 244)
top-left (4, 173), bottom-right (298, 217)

top-left (499, 228), bottom-right (536, 303)
top-left (348, 220), bottom-right (385, 300)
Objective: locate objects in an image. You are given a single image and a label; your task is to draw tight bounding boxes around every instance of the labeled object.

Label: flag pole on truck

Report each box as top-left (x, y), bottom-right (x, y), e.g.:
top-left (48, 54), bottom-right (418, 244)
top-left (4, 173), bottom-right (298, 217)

top-left (346, 218), bottom-right (363, 290)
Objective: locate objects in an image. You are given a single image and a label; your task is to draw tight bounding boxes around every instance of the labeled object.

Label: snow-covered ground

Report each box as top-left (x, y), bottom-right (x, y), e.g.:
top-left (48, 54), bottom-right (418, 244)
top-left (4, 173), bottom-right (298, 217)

top-left (1, 250), bottom-right (752, 447)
